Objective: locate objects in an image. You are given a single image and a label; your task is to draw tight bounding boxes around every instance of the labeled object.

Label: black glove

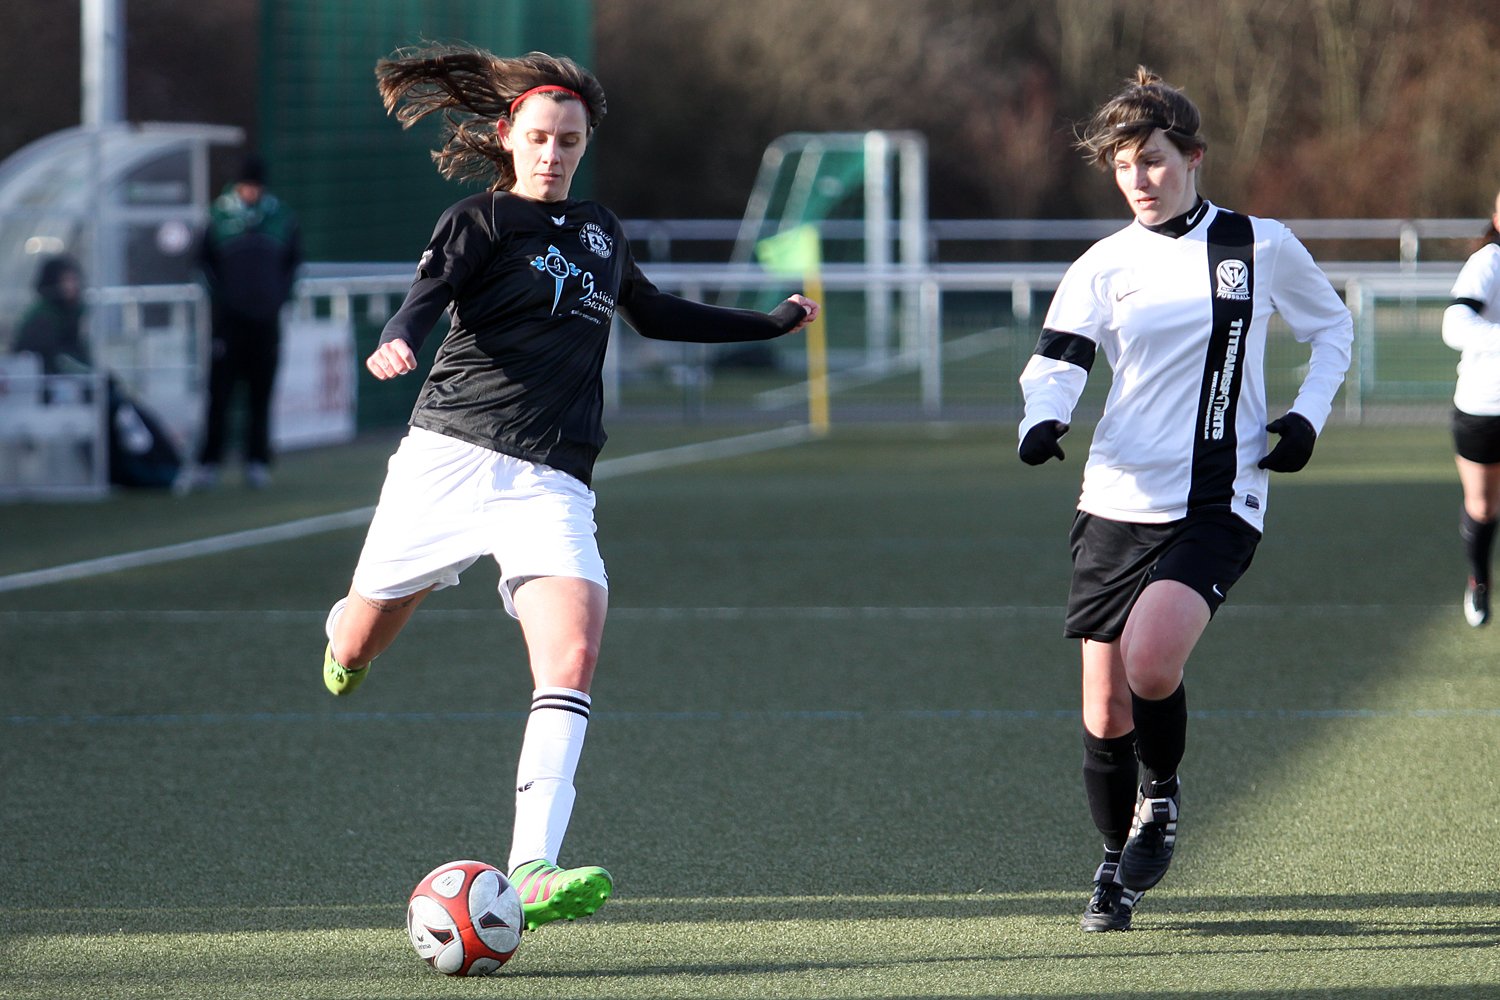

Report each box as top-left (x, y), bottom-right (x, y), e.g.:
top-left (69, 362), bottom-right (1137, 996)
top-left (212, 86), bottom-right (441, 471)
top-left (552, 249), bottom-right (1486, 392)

top-left (1019, 420), bottom-right (1069, 465)
top-left (1258, 412), bottom-right (1316, 472)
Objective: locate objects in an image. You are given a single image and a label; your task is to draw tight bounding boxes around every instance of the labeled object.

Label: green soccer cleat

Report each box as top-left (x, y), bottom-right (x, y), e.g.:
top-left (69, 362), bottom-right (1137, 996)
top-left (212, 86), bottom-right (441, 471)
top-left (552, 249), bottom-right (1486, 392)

top-left (509, 859), bottom-right (613, 931)
top-left (323, 642), bottom-right (369, 696)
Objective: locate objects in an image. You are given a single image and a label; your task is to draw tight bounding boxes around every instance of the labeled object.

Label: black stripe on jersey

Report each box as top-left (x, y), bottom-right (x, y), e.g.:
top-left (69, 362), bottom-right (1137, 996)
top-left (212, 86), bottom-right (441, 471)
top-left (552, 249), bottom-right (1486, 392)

top-left (1453, 297), bottom-right (1486, 313)
top-left (1189, 210), bottom-right (1256, 512)
top-left (1034, 329), bottom-right (1097, 372)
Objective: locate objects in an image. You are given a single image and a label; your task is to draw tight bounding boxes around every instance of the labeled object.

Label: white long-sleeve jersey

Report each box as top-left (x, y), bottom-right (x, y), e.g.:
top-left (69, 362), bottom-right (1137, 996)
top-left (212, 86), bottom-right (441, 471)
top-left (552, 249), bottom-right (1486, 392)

top-left (1443, 243), bottom-right (1500, 416)
top-left (1018, 201), bottom-right (1352, 532)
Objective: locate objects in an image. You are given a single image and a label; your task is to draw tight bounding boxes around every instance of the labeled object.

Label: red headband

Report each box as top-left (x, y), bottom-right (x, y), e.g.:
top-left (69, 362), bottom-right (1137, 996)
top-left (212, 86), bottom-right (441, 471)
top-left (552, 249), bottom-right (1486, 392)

top-left (509, 85), bottom-right (585, 117)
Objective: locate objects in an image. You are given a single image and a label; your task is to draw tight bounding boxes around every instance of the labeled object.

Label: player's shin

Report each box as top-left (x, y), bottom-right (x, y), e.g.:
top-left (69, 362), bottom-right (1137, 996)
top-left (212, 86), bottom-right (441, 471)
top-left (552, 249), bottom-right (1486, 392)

top-left (1461, 509), bottom-right (1495, 626)
top-left (1130, 684), bottom-right (1185, 796)
top-left (1461, 508), bottom-right (1496, 587)
top-left (1082, 728), bottom-right (1139, 853)
top-left (1119, 684), bottom-right (1185, 891)
top-left (508, 687), bottom-right (591, 872)
top-left (507, 687), bottom-right (612, 930)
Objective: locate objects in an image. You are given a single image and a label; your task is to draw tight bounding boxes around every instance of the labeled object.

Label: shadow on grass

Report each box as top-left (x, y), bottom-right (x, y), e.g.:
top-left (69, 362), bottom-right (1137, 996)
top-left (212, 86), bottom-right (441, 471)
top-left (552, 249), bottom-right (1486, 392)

top-left (4, 891), bottom-right (1498, 937)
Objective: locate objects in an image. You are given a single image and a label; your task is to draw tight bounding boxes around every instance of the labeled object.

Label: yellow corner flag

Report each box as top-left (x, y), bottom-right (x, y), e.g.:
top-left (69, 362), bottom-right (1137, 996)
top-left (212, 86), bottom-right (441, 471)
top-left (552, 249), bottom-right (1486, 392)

top-left (756, 224), bottom-right (821, 276)
top-left (756, 225), bottom-right (829, 435)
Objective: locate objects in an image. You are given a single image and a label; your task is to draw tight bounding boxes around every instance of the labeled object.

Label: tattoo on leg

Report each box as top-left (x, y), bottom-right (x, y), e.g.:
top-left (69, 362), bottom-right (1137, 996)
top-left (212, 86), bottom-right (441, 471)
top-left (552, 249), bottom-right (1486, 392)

top-left (358, 593), bottom-right (420, 614)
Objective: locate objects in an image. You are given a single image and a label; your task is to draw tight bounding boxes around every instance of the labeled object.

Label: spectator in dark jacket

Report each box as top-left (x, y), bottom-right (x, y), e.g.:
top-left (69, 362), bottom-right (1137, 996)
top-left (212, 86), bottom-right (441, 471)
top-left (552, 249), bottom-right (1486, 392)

top-left (13, 256), bottom-right (87, 373)
top-left (190, 155), bottom-right (301, 490)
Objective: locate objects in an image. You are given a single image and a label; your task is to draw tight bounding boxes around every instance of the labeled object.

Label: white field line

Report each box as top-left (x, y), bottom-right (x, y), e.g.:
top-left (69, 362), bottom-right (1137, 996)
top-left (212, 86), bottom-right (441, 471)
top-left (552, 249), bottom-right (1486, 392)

top-left (0, 605), bottom-right (1446, 626)
top-left (0, 425), bottom-right (815, 595)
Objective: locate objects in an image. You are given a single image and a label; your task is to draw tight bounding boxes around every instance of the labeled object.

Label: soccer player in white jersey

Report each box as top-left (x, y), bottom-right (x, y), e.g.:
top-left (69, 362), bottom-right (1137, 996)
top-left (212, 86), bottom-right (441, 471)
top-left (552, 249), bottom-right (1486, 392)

top-left (1442, 191), bottom-right (1500, 627)
top-left (319, 47), bottom-right (818, 933)
top-left (1017, 69), bottom-right (1352, 931)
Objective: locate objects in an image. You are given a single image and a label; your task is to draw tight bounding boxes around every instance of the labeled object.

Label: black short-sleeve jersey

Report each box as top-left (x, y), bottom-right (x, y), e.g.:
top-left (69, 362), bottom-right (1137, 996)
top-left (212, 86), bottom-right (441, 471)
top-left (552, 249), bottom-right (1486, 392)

top-left (394, 191), bottom-right (804, 486)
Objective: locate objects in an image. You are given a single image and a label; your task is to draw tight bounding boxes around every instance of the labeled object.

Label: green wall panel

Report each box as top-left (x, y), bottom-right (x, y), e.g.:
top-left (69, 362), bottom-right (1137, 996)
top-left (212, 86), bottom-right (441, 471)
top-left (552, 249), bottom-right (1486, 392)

top-left (260, 0), bottom-right (593, 263)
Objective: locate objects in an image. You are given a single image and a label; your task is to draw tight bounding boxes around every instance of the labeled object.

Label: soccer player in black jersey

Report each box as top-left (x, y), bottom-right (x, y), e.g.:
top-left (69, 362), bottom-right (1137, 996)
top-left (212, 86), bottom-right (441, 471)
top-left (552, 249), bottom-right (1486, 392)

top-left (318, 47), bottom-right (818, 932)
top-left (1018, 70), bottom-right (1351, 930)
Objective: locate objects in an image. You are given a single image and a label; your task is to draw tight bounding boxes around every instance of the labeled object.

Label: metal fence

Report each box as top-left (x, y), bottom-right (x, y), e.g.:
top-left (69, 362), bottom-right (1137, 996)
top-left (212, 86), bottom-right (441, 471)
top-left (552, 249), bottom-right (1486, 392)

top-left (0, 257), bottom-right (1472, 499)
top-left (297, 261), bottom-right (1467, 427)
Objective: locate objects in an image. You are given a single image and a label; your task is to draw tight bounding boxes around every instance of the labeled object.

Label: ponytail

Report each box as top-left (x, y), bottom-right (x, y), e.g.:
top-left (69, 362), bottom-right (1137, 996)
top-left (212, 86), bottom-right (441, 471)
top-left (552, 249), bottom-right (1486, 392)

top-left (1480, 222), bottom-right (1500, 253)
top-left (375, 46), bottom-right (606, 191)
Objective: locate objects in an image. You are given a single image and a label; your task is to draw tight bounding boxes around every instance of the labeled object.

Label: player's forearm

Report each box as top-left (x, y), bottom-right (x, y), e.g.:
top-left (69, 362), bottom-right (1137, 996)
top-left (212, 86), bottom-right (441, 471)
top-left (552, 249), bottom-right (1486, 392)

top-left (1443, 303), bottom-right (1500, 353)
top-left (1018, 354), bottom-right (1088, 438)
top-left (620, 290), bottom-right (806, 343)
top-left (1289, 332), bottom-right (1352, 434)
top-left (380, 277), bottom-right (454, 354)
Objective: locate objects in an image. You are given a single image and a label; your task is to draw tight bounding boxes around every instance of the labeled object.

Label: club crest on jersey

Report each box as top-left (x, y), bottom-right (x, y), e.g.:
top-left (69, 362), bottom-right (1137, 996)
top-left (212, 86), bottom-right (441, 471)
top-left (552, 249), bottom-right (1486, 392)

top-left (1215, 259), bottom-right (1250, 301)
top-left (580, 222), bottom-right (613, 258)
top-left (530, 245), bottom-right (582, 314)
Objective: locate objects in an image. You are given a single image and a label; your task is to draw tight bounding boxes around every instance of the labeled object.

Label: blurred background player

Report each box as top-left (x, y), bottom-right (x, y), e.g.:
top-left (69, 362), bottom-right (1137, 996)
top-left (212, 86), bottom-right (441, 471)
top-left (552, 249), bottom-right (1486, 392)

top-left (1017, 68), bottom-right (1352, 931)
top-left (320, 47), bottom-right (818, 933)
top-left (1442, 192), bottom-right (1500, 627)
top-left (186, 155), bottom-right (302, 491)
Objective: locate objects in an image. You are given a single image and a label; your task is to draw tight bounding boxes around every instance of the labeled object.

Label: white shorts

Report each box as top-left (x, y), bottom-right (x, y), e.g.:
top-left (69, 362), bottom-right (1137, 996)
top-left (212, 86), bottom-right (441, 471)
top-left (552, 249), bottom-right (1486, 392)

top-left (351, 427), bottom-right (608, 618)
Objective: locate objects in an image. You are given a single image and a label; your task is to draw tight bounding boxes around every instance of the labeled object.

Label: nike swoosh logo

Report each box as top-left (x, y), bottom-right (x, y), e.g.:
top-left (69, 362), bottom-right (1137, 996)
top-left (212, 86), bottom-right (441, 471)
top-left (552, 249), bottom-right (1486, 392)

top-left (551, 215), bottom-right (566, 226)
top-left (1114, 286), bottom-right (1143, 302)
top-left (1212, 585), bottom-right (1224, 598)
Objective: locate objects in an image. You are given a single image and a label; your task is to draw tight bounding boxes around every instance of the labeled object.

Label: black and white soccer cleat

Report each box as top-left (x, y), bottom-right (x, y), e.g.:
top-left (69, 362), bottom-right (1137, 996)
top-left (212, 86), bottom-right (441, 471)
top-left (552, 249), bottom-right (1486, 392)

top-left (1080, 859), bottom-right (1141, 932)
top-left (1119, 783), bottom-right (1179, 891)
top-left (1465, 578), bottom-right (1490, 628)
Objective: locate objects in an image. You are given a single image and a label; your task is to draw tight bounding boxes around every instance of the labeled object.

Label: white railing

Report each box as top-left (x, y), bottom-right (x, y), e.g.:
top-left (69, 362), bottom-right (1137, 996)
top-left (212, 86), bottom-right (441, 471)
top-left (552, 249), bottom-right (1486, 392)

top-left (289, 262), bottom-right (1465, 421)
top-left (84, 282), bottom-right (210, 456)
top-left (620, 218), bottom-right (1489, 266)
top-left (0, 370), bottom-right (109, 500)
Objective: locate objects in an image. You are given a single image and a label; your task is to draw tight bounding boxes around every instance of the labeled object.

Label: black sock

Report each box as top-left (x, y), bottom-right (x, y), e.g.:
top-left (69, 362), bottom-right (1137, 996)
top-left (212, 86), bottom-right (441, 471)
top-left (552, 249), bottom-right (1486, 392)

top-left (1461, 508), bottom-right (1496, 588)
top-left (1082, 729), bottom-right (1138, 853)
top-left (1131, 683), bottom-right (1186, 796)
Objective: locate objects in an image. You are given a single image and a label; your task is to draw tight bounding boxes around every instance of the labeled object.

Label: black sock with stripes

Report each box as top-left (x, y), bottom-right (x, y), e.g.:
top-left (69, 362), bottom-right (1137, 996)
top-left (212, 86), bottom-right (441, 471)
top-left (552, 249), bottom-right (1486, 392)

top-left (1131, 683), bottom-right (1186, 797)
top-left (1082, 729), bottom-right (1139, 853)
top-left (1461, 508), bottom-right (1496, 589)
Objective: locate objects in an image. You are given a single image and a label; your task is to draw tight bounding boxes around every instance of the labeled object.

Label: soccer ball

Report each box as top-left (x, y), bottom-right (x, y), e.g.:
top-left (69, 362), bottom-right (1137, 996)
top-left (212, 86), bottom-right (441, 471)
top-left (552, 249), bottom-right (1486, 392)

top-left (407, 860), bottom-right (523, 976)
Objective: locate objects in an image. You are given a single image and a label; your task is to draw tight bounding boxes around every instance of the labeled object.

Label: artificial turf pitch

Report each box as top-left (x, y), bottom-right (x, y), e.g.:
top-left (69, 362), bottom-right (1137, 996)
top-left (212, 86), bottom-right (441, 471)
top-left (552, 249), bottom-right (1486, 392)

top-left (1, 422), bottom-right (1497, 998)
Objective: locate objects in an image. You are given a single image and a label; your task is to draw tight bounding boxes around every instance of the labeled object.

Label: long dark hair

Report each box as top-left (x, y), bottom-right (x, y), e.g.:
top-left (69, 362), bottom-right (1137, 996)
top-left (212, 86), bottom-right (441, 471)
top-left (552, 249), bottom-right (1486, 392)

top-left (1479, 198), bottom-right (1500, 252)
top-left (1076, 66), bottom-right (1207, 169)
top-left (375, 46), bottom-right (606, 192)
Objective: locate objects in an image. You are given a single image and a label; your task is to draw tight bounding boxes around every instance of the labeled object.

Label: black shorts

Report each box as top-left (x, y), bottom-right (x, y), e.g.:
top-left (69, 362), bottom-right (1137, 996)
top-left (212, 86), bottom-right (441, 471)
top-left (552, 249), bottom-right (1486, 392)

top-left (1065, 509), bottom-right (1262, 643)
top-left (1453, 408), bottom-right (1500, 464)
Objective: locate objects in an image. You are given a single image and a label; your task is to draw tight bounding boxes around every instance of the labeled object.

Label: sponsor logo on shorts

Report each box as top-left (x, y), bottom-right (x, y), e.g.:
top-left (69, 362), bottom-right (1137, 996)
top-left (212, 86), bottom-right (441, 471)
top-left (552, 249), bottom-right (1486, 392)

top-left (581, 222), bottom-right (613, 258)
top-left (1216, 259), bottom-right (1250, 301)
top-left (1212, 584), bottom-right (1225, 599)
top-left (1245, 493), bottom-right (1260, 510)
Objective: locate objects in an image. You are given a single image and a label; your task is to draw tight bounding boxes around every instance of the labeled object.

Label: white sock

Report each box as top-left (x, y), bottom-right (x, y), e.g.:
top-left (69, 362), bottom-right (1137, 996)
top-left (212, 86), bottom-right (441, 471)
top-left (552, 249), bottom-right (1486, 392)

top-left (508, 687), bottom-right (590, 873)
top-left (325, 597), bottom-right (348, 662)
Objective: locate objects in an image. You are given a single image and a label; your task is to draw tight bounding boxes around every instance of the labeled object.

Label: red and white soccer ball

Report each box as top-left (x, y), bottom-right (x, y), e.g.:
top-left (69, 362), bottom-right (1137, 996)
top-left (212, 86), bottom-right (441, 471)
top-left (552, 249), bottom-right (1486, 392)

top-left (407, 860), bottom-right (523, 976)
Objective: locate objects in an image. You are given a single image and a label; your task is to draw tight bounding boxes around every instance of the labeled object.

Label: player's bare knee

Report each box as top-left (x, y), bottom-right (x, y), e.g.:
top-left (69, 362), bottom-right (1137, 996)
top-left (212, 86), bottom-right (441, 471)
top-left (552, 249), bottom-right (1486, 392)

top-left (1127, 664), bottom-right (1182, 701)
top-left (1468, 498), bottom-right (1499, 523)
